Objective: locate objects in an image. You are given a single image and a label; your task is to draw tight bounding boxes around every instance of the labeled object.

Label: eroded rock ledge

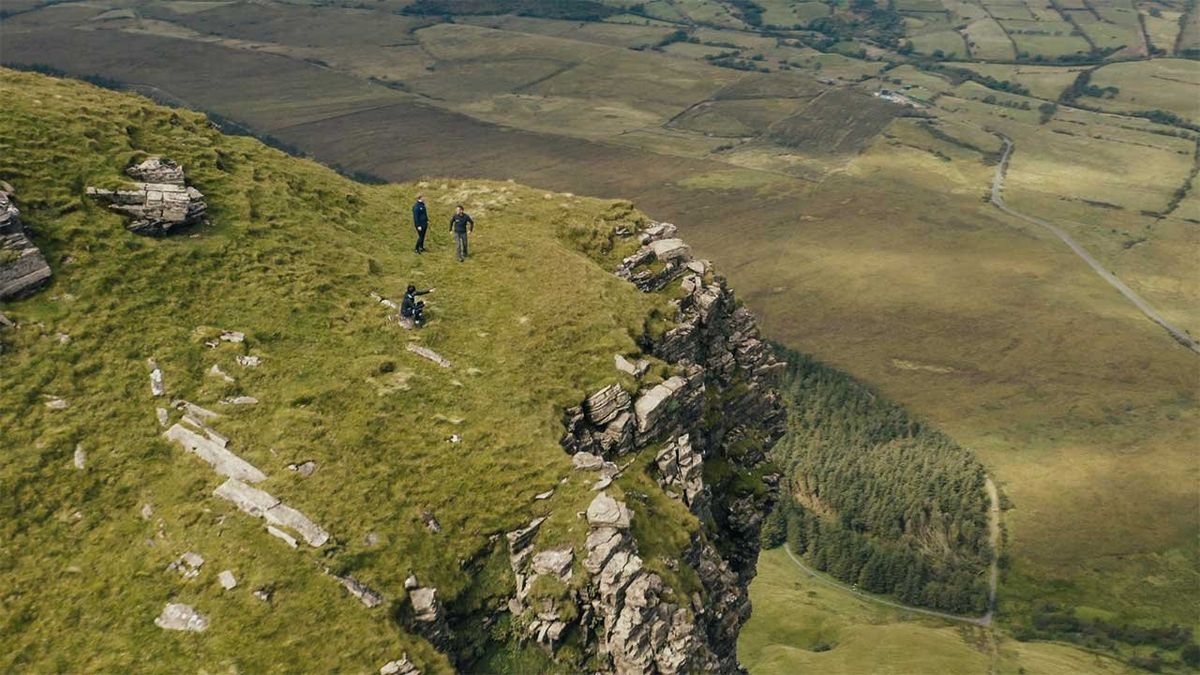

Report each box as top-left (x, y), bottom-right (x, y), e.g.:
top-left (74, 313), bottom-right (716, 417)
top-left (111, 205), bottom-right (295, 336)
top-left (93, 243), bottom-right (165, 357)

top-left (0, 184), bottom-right (52, 301)
top-left (508, 221), bottom-right (786, 673)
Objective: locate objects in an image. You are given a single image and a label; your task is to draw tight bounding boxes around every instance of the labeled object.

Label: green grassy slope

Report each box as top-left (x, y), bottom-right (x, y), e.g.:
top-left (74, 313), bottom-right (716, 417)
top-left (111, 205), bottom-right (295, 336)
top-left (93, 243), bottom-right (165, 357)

top-left (0, 68), bottom-right (676, 672)
top-left (742, 548), bottom-right (1137, 675)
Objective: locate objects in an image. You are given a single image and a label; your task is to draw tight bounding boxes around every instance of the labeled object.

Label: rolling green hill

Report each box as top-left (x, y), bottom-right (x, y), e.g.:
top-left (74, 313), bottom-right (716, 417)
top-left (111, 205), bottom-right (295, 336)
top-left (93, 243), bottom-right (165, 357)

top-left (0, 68), bottom-right (785, 673)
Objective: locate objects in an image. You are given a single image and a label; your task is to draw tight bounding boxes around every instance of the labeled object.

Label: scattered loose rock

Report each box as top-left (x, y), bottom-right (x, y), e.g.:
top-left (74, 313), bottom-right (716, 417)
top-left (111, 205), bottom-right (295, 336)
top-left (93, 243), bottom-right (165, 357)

top-left (572, 452), bottom-right (604, 471)
top-left (219, 331), bottom-right (245, 343)
top-left (420, 510), bottom-right (442, 534)
top-left (156, 407), bottom-right (170, 427)
top-left (154, 603), bottom-right (208, 632)
top-left (44, 396), bottom-right (68, 410)
top-left (236, 355), bottom-right (261, 368)
top-left (218, 570), bottom-right (237, 590)
top-left (379, 655), bottom-right (420, 675)
top-left (73, 444), bottom-right (86, 470)
top-left (219, 396), bottom-right (258, 406)
top-left (286, 460), bottom-right (317, 477)
top-left (338, 574), bottom-right (384, 608)
top-left (148, 360), bottom-right (166, 397)
top-left (168, 551), bottom-right (205, 579)
top-left (208, 364), bottom-right (235, 383)
top-left (406, 343), bottom-right (451, 368)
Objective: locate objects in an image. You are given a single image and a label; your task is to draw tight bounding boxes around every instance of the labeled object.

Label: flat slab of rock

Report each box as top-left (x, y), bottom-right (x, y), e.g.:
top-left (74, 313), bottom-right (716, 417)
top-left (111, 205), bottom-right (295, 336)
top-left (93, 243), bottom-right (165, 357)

top-left (406, 343), bottom-right (451, 368)
top-left (213, 478), bottom-right (330, 547)
top-left (648, 238), bottom-right (692, 262)
top-left (164, 424), bottom-right (266, 483)
top-left (532, 546), bottom-right (574, 580)
top-left (218, 570), bottom-right (237, 590)
top-left (73, 444), bottom-right (86, 470)
top-left (587, 492), bottom-right (631, 529)
top-left (154, 603), bottom-right (208, 632)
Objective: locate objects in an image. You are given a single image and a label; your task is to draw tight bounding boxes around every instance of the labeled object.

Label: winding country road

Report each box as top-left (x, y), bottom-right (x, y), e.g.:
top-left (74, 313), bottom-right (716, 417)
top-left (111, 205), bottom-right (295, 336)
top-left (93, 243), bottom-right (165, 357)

top-left (990, 136), bottom-right (1200, 355)
top-left (780, 476), bottom-right (1001, 628)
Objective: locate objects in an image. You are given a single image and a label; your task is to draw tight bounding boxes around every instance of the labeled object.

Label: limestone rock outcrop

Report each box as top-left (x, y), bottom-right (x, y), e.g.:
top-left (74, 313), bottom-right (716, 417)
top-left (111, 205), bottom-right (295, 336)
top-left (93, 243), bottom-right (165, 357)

top-left (87, 157), bottom-right (206, 235)
top-left (508, 221), bottom-right (786, 673)
top-left (0, 186), bottom-right (52, 301)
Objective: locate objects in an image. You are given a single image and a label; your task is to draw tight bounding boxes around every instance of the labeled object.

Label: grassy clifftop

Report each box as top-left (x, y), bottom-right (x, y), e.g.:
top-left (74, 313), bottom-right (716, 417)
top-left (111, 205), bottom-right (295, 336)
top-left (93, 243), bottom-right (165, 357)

top-left (0, 69), bottom-right (692, 671)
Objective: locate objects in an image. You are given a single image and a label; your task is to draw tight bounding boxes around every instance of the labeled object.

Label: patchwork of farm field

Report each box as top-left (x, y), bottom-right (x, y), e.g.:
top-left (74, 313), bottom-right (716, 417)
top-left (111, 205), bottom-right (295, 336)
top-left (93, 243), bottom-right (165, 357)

top-left (1081, 58), bottom-right (1200, 124)
top-left (2, 0), bottom-right (1198, 671)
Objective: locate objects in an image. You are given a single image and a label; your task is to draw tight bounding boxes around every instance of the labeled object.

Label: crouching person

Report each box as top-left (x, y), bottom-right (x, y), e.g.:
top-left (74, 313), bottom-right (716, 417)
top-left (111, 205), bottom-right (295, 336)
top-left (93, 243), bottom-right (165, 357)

top-left (402, 284), bottom-right (434, 327)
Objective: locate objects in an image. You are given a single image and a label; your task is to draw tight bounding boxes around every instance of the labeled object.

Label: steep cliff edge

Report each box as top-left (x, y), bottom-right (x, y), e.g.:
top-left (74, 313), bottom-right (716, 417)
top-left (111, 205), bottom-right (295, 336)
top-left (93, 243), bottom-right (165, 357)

top-left (503, 223), bottom-right (786, 673)
top-left (0, 69), bottom-right (783, 673)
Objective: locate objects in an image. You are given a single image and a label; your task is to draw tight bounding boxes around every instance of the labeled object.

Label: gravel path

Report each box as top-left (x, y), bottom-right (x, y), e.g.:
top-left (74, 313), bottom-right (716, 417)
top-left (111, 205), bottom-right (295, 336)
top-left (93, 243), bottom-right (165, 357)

top-left (990, 135), bottom-right (1200, 355)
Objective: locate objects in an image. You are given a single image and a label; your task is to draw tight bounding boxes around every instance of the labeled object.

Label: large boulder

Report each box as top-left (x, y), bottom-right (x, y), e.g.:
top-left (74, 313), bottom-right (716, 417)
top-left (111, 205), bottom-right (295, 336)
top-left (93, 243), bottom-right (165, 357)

top-left (0, 187), bottom-right (51, 300)
top-left (87, 157), bottom-right (206, 236)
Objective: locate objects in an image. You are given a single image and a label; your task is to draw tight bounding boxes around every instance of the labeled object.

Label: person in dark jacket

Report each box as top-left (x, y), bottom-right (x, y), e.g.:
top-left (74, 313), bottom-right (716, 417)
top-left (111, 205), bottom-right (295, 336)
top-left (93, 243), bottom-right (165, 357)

top-left (449, 205), bottom-right (474, 262)
top-left (401, 284), bottom-right (433, 326)
top-left (412, 195), bottom-right (429, 253)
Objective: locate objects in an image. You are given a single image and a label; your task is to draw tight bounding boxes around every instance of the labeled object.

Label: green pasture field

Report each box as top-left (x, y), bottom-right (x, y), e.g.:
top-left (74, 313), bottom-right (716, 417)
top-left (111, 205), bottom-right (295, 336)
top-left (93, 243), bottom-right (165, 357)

top-left (982, 0), bottom-right (1037, 20)
top-left (944, 61), bottom-right (1084, 98)
top-left (755, 0), bottom-right (834, 25)
top-left (663, 41), bottom-right (734, 59)
top-left (740, 549), bottom-right (1136, 675)
top-left (1140, 7), bottom-right (1184, 52)
top-left (1177, 3), bottom-right (1200, 51)
top-left (1081, 59), bottom-right (1200, 125)
top-left (896, 0), bottom-right (948, 11)
top-left (674, 0), bottom-right (745, 28)
top-left (941, 0), bottom-right (990, 22)
top-left (157, 1), bottom-right (238, 14)
top-left (1073, 15), bottom-right (1144, 50)
top-left (1006, 30), bottom-right (1095, 58)
top-left (910, 28), bottom-right (972, 57)
top-left (962, 16), bottom-right (1018, 60)
top-left (460, 15), bottom-right (675, 49)
top-left (671, 98), bottom-right (807, 137)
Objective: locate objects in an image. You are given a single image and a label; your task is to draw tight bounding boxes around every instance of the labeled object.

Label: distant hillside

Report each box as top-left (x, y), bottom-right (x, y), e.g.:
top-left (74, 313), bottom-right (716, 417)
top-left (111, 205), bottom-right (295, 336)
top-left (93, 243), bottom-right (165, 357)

top-left (0, 69), bottom-right (785, 673)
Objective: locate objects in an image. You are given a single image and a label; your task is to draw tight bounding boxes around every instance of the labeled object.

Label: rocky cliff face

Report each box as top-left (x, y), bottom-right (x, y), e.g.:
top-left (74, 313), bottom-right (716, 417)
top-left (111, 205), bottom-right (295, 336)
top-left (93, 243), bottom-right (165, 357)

top-left (505, 222), bottom-right (786, 673)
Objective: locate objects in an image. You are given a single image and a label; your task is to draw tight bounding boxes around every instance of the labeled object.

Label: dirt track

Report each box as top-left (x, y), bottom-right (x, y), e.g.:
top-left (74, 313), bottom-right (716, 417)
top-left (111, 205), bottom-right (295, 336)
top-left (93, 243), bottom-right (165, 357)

top-left (990, 136), bottom-right (1200, 355)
